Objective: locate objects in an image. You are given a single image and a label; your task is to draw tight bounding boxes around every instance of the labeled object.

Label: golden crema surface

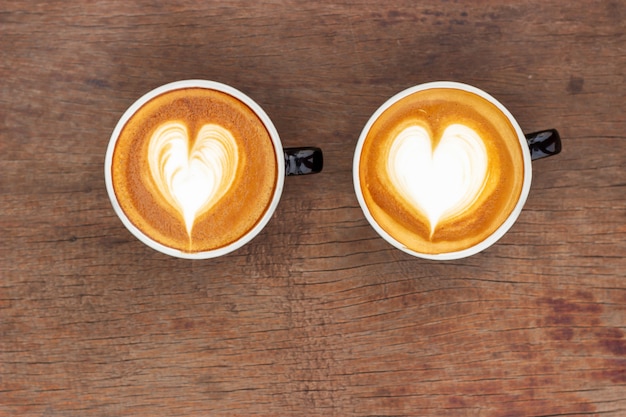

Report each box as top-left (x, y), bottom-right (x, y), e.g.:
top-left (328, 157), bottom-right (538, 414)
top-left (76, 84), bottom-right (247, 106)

top-left (111, 87), bottom-right (278, 253)
top-left (359, 88), bottom-right (525, 255)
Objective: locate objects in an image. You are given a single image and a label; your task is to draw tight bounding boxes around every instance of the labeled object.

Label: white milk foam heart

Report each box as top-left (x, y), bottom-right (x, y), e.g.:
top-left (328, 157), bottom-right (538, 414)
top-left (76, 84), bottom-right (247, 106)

top-left (387, 124), bottom-right (489, 235)
top-left (148, 121), bottom-right (238, 235)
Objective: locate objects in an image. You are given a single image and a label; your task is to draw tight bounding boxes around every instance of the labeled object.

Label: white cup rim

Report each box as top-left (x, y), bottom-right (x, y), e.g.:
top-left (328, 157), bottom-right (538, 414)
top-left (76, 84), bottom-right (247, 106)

top-left (104, 79), bottom-right (285, 259)
top-left (353, 81), bottom-right (532, 260)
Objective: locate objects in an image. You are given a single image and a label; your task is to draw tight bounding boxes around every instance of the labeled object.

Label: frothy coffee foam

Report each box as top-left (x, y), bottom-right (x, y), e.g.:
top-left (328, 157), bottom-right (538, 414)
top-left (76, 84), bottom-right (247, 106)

top-left (387, 124), bottom-right (488, 235)
top-left (110, 87), bottom-right (278, 253)
top-left (148, 121), bottom-right (238, 235)
top-left (358, 87), bottom-right (525, 255)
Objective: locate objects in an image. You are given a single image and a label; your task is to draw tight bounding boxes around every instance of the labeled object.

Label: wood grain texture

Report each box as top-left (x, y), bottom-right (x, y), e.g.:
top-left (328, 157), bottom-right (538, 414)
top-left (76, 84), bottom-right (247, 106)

top-left (1, 1), bottom-right (625, 416)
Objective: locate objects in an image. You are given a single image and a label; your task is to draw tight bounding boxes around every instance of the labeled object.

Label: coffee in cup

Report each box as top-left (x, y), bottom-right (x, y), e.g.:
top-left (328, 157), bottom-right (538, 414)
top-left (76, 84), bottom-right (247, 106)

top-left (353, 81), bottom-right (561, 260)
top-left (105, 80), bottom-right (322, 259)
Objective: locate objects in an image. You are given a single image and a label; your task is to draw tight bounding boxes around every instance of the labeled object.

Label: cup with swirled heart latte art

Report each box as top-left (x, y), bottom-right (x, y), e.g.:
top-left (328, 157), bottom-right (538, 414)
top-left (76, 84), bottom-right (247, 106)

top-left (354, 82), bottom-right (534, 260)
top-left (105, 80), bottom-right (321, 259)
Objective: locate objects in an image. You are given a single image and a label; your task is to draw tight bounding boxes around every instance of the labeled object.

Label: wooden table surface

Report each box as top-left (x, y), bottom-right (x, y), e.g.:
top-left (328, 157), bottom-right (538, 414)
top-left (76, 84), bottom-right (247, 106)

top-left (2, 1), bottom-right (625, 416)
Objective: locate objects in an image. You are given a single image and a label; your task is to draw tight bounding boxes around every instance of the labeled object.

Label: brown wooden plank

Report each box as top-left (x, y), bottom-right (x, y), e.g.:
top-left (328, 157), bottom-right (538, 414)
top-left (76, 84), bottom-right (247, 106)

top-left (1, 1), bottom-right (625, 416)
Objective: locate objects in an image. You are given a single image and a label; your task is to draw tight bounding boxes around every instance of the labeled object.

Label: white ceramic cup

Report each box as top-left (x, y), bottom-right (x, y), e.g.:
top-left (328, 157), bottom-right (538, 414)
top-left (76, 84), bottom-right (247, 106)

top-left (105, 80), bottom-right (322, 259)
top-left (353, 81), bottom-right (560, 260)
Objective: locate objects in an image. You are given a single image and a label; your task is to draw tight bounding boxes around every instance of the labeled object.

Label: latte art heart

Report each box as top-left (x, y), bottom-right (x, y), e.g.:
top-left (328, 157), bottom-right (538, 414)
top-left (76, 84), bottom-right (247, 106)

top-left (148, 121), bottom-right (238, 235)
top-left (387, 124), bottom-right (489, 235)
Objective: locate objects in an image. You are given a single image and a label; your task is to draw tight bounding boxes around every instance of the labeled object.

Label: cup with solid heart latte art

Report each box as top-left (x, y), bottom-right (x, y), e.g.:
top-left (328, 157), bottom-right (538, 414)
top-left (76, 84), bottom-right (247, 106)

top-left (354, 81), bottom-right (559, 260)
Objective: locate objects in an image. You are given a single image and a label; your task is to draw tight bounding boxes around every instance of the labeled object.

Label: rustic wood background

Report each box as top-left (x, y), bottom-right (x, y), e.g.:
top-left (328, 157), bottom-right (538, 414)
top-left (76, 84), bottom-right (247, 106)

top-left (2, 1), bottom-right (625, 416)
